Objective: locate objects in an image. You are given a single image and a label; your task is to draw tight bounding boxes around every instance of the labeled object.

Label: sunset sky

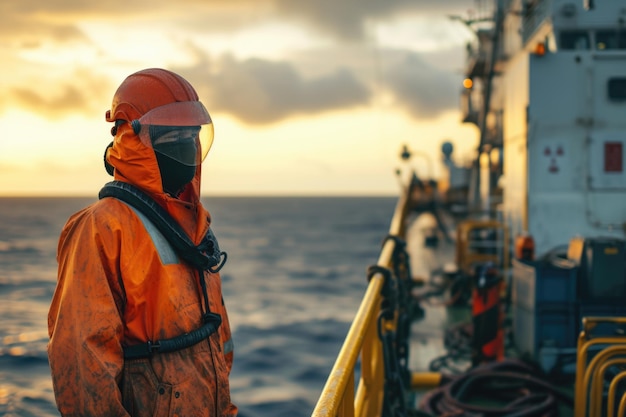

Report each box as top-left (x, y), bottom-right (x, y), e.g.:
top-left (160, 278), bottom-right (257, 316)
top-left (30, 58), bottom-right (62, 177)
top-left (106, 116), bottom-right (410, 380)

top-left (0, 0), bottom-right (486, 197)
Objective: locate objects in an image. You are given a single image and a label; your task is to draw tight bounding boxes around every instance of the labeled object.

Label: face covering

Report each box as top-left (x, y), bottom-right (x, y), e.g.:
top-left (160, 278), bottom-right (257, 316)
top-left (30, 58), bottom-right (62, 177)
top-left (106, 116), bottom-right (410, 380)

top-left (151, 128), bottom-right (198, 196)
top-left (154, 151), bottom-right (197, 196)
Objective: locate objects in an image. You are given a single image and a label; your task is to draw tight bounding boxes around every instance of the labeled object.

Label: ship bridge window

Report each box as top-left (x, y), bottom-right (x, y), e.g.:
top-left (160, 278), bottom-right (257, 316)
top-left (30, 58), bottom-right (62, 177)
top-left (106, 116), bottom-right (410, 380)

top-left (608, 78), bottom-right (626, 101)
top-left (559, 30), bottom-right (590, 50)
top-left (595, 30), bottom-right (626, 50)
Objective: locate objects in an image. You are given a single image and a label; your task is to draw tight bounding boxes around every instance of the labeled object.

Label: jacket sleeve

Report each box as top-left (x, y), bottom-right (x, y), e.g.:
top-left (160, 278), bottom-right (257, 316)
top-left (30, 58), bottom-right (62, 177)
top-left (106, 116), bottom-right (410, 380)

top-left (48, 207), bottom-right (129, 416)
top-left (208, 270), bottom-right (238, 417)
top-left (217, 285), bottom-right (235, 374)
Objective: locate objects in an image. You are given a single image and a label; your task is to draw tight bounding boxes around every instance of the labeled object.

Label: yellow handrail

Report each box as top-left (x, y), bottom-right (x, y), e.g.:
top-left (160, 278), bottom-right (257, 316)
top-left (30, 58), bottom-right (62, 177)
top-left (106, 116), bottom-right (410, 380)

top-left (607, 370), bottom-right (626, 417)
top-left (588, 357), bottom-right (626, 416)
top-left (311, 178), bottom-right (413, 417)
top-left (582, 316), bottom-right (626, 335)
top-left (574, 316), bottom-right (626, 417)
top-left (618, 392), bottom-right (626, 417)
top-left (455, 219), bottom-right (509, 279)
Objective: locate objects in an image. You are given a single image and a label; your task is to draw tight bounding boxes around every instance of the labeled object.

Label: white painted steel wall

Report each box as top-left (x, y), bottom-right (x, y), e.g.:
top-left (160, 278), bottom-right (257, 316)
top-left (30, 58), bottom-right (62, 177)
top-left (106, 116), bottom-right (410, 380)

top-left (500, 0), bottom-right (626, 256)
top-left (502, 52), bottom-right (530, 247)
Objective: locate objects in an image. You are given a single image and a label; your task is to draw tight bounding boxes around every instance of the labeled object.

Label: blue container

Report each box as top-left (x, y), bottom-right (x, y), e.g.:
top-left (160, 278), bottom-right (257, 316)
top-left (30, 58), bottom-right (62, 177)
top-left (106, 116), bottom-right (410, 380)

top-left (570, 237), bottom-right (626, 302)
top-left (512, 259), bottom-right (578, 311)
top-left (513, 303), bottom-right (577, 359)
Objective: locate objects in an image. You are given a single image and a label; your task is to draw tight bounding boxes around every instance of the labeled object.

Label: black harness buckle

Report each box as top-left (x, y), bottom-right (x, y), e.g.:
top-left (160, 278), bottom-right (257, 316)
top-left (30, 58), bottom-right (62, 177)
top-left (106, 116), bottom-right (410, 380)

top-left (147, 340), bottom-right (161, 353)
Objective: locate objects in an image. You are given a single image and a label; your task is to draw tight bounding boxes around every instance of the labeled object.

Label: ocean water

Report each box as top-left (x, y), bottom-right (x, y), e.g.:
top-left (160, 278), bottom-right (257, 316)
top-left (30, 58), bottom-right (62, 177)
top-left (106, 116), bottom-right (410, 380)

top-left (0, 195), bottom-right (397, 417)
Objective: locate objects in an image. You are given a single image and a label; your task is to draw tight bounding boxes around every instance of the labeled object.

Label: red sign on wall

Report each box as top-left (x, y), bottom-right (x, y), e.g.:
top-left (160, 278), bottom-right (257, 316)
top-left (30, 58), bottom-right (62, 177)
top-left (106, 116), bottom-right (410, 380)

top-left (605, 142), bottom-right (623, 172)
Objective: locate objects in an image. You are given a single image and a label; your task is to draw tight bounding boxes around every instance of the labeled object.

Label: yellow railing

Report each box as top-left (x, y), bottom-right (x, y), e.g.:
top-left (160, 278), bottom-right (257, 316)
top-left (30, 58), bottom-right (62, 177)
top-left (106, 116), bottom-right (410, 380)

top-left (574, 316), bottom-right (626, 417)
top-left (455, 219), bottom-right (509, 278)
top-left (311, 182), bottom-right (413, 417)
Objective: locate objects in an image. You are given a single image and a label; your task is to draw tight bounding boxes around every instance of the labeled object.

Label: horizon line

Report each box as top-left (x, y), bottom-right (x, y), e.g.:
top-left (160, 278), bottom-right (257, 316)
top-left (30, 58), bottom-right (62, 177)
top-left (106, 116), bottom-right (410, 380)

top-left (0, 192), bottom-right (400, 199)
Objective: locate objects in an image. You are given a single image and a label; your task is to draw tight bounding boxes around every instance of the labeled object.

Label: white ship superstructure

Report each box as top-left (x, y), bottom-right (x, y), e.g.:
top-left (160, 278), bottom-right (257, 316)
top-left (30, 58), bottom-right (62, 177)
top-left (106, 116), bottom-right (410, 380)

top-left (462, 0), bottom-right (626, 256)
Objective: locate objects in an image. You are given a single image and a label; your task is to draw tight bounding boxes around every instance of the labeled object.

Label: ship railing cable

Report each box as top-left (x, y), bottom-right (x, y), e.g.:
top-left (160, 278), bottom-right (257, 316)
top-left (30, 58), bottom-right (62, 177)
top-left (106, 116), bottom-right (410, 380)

top-left (368, 265), bottom-right (408, 417)
top-left (383, 234), bottom-right (420, 378)
top-left (370, 234), bottom-right (426, 417)
top-left (311, 179), bottom-right (413, 417)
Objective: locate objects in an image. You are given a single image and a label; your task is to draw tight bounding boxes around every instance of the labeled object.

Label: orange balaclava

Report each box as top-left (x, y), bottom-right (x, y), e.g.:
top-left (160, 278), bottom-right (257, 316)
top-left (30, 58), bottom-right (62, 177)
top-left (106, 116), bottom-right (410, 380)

top-left (104, 68), bottom-right (214, 203)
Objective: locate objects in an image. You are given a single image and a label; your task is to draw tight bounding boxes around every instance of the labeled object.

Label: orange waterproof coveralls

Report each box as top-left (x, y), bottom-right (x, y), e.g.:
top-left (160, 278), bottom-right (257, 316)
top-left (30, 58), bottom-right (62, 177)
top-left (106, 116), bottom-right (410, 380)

top-left (47, 72), bottom-right (237, 416)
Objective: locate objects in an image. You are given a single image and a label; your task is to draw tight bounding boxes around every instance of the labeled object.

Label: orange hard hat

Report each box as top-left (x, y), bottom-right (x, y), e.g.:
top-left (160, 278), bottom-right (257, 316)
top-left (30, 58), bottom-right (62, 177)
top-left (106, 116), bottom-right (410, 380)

top-left (105, 68), bottom-right (214, 163)
top-left (105, 68), bottom-right (200, 122)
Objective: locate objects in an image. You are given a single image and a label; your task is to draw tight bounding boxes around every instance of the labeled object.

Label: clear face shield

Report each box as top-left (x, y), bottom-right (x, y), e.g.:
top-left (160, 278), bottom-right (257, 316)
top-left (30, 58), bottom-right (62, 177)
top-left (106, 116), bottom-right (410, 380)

top-left (132, 101), bottom-right (214, 166)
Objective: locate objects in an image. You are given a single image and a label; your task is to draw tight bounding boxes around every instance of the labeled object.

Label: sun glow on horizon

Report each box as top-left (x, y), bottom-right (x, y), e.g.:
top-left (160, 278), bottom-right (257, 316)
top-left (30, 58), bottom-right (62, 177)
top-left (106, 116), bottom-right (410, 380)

top-left (0, 1), bottom-right (479, 197)
top-left (0, 104), bottom-right (478, 197)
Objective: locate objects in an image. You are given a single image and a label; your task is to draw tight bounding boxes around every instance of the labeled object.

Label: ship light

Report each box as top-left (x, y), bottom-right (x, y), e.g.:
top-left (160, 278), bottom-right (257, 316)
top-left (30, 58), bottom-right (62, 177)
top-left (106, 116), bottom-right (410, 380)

top-left (515, 234), bottom-right (535, 261)
top-left (463, 78), bottom-right (473, 89)
top-left (534, 42), bottom-right (546, 56)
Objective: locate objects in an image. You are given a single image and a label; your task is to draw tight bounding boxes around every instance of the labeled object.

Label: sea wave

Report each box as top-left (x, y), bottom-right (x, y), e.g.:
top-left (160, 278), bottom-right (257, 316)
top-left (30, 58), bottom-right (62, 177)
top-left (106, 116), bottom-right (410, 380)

top-left (0, 242), bottom-right (41, 255)
top-left (0, 196), bottom-right (397, 417)
top-left (0, 331), bottom-right (49, 365)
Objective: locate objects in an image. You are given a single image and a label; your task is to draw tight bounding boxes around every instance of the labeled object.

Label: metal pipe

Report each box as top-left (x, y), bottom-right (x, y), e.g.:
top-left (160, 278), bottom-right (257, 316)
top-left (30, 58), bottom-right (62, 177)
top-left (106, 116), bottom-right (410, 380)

top-left (607, 370), bottom-right (626, 417)
top-left (410, 372), bottom-right (442, 389)
top-left (574, 316), bottom-right (626, 416)
top-left (589, 358), bottom-right (626, 415)
top-left (310, 276), bottom-right (383, 417)
top-left (618, 392), bottom-right (626, 417)
top-left (577, 345), bottom-right (626, 417)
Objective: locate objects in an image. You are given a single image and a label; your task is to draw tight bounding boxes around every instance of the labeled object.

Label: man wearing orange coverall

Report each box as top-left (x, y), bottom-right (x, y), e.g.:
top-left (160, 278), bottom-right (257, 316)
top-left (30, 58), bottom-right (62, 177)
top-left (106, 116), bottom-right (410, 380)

top-left (48, 68), bottom-right (238, 416)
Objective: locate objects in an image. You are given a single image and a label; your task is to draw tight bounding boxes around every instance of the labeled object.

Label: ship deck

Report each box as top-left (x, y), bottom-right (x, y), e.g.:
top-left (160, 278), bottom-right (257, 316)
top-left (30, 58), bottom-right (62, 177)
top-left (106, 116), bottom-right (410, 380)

top-left (404, 212), bottom-right (470, 373)
top-left (402, 212), bottom-right (576, 415)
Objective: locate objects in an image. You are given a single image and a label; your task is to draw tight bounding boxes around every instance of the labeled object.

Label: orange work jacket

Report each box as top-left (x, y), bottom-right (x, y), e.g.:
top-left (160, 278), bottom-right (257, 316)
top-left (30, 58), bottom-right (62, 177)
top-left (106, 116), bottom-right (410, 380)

top-left (48, 122), bottom-right (237, 416)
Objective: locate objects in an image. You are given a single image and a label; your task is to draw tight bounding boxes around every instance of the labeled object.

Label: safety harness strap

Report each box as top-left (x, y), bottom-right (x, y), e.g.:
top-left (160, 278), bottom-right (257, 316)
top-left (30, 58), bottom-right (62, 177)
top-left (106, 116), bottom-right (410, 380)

top-left (97, 181), bottom-right (227, 358)
top-left (123, 312), bottom-right (222, 359)
top-left (98, 181), bottom-right (227, 272)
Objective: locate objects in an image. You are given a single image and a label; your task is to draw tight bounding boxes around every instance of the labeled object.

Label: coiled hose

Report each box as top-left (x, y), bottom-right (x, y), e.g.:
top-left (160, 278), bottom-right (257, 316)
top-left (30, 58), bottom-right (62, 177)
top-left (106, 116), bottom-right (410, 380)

top-left (418, 359), bottom-right (574, 416)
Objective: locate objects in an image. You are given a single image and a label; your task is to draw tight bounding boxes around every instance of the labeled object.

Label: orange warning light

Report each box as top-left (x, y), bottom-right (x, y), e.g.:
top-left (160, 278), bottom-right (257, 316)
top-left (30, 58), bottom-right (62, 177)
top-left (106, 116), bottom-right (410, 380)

top-left (463, 78), bottom-right (473, 89)
top-left (534, 42), bottom-right (546, 56)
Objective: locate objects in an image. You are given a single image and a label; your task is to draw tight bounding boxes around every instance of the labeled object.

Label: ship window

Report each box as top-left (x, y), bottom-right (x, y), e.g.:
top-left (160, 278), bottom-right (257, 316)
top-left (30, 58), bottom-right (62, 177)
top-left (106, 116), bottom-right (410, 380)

top-left (595, 30), bottom-right (626, 50)
top-left (559, 30), bottom-right (590, 50)
top-left (608, 78), bottom-right (626, 101)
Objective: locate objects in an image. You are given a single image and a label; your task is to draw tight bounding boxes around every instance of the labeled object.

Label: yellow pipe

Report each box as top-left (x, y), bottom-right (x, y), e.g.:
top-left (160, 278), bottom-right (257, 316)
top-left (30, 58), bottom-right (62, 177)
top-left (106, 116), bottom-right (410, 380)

top-left (355, 305), bottom-right (384, 417)
top-left (311, 275), bottom-right (383, 417)
top-left (606, 370), bottom-right (626, 417)
top-left (578, 345), bottom-right (626, 417)
top-left (619, 392), bottom-right (626, 417)
top-left (589, 357), bottom-right (626, 416)
top-left (338, 371), bottom-right (355, 417)
top-left (410, 372), bottom-right (442, 390)
top-left (574, 332), bottom-right (626, 416)
top-left (312, 179), bottom-right (412, 417)
top-left (582, 316), bottom-right (626, 335)
top-left (456, 219), bottom-right (509, 277)
top-left (575, 315), bottom-right (626, 398)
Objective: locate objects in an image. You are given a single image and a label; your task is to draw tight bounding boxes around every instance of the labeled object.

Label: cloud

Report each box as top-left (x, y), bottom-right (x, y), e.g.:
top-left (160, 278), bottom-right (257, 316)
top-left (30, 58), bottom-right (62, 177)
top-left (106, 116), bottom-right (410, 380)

top-left (274, 0), bottom-right (477, 40)
top-left (180, 55), bottom-right (371, 124)
top-left (0, 1), bottom-right (471, 124)
top-left (11, 86), bottom-right (89, 118)
top-left (383, 52), bottom-right (461, 118)
top-left (0, 5), bottom-right (88, 44)
top-left (2, 68), bottom-right (114, 119)
top-left (178, 47), bottom-right (460, 124)
top-left (1, 47), bottom-right (461, 125)
top-left (1, 0), bottom-right (479, 43)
